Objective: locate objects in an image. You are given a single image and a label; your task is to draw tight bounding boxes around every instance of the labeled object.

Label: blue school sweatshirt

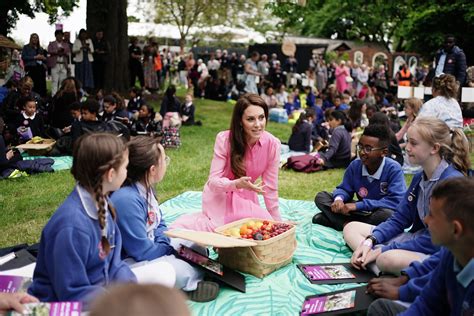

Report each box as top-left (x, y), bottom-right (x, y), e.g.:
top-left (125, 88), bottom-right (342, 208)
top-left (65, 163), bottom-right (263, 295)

top-left (28, 186), bottom-right (136, 304)
top-left (400, 248), bottom-right (474, 316)
top-left (319, 125), bottom-right (351, 165)
top-left (398, 250), bottom-right (442, 302)
top-left (111, 185), bottom-right (175, 262)
top-left (332, 157), bottom-right (406, 211)
top-left (371, 164), bottom-right (463, 254)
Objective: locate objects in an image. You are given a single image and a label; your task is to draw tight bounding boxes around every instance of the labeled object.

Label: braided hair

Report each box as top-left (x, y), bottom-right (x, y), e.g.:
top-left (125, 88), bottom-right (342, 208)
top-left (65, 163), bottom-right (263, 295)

top-left (71, 133), bottom-right (127, 256)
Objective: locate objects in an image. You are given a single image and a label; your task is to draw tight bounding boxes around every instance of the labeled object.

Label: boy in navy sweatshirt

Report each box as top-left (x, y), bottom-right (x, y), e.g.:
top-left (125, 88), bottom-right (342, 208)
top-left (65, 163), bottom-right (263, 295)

top-left (313, 124), bottom-right (406, 231)
top-left (367, 177), bottom-right (474, 316)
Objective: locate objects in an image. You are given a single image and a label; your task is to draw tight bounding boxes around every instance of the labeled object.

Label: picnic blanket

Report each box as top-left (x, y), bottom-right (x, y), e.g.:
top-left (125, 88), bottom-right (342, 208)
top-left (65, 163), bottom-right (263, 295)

top-left (22, 154), bottom-right (73, 171)
top-left (161, 191), bottom-right (360, 316)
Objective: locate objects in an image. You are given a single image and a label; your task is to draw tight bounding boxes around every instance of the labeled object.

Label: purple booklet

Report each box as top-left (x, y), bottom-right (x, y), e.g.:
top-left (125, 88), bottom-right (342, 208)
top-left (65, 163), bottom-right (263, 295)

top-left (302, 265), bottom-right (355, 281)
top-left (7, 302), bottom-right (82, 316)
top-left (300, 290), bottom-right (356, 315)
top-left (0, 275), bottom-right (32, 293)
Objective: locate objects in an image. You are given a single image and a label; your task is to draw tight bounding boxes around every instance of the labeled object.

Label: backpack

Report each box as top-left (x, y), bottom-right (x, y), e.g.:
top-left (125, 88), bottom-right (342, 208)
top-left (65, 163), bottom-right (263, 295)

top-left (283, 154), bottom-right (323, 173)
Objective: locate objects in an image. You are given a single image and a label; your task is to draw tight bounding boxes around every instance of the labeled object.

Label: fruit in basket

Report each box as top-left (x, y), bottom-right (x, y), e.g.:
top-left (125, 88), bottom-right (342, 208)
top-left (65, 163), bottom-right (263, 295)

top-left (30, 136), bottom-right (44, 144)
top-left (236, 221), bottom-right (292, 240)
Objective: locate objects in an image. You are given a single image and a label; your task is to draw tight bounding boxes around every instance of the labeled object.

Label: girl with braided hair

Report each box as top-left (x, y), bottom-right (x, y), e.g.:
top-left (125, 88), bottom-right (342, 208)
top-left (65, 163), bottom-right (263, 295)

top-left (28, 133), bottom-right (136, 306)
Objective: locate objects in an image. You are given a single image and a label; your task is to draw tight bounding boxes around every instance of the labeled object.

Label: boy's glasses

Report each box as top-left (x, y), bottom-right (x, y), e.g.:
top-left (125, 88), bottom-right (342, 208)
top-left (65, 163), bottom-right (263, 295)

top-left (165, 155), bottom-right (171, 166)
top-left (356, 144), bottom-right (386, 154)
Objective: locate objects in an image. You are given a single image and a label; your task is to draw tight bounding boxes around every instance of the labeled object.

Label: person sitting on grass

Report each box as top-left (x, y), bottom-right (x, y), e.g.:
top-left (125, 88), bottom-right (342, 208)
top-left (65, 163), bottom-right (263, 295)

top-left (367, 177), bottom-right (474, 315)
top-left (71, 99), bottom-right (107, 144)
top-left (313, 124), bottom-right (406, 231)
top-left (317, 110), bottom-right (352, 169)
top-left (288, 108), bottom-right (315, 153)
top-left (102, 95), bottom-right (129, 123)
top-left (129, 104), bottom-right (162, 137)
top-left (180, 94), bottom-right (201, 126)
top-left (14, 95), bottom-right (45, 142)
top-left (343, 117), bottom-right (469, 275)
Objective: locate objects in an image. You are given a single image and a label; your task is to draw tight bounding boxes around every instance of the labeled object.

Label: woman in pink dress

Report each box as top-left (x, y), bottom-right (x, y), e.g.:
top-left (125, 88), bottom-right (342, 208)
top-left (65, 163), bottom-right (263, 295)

top-left (335, 60), bottom-right (349, 94)
top-left (171, 94), bottom-right (282, 232)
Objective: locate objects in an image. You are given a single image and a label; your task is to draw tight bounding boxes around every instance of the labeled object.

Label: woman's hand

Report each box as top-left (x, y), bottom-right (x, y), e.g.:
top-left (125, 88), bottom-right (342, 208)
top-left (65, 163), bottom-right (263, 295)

top-left (235, 176), bottom-right (266, 193)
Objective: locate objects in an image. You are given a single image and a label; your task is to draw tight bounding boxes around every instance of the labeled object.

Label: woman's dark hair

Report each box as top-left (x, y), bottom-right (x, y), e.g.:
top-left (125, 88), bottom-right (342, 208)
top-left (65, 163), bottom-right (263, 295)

top-left (71, 133), bottom-right (127, 256)
top-left (230, 93), bottom-right (268, 178)
top-left (329, 110), bottom-right (352, 132)
top-left (432, 74), bottom-right (459, 99)
top-left (292, 108), bottom-right (315, 134)
top-left (348, 100), bottom-right (365, 128)
top-left (165, 85), bottom-right (177, 99)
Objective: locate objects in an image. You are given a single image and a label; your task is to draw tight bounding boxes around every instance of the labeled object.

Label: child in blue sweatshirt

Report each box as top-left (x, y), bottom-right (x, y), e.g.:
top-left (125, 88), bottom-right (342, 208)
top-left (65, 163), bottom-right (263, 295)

top-left (28, 134), bottom-right (136, 305)
top-left (111, 136), bottom-right (216, 301)
top-left (367, 177), bottom-right (474, 315)
top-left (344, 117), bottom-right (469, 274)
top-left (313, 124), bottom-right (406, 231)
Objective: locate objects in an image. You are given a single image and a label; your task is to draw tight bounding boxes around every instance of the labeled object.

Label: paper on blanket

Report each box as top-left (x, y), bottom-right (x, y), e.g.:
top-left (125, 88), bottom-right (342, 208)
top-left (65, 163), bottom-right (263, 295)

top-left (165, 229), bottom-right (257, 248)
top-left (6, 301), bottom-right (82, 316)
top-left (397, 86), bottom-right (412, 99)
top-left (0, 263), bottom-right (36, 278)
top-left (461, 87), bottom-right (474, 103)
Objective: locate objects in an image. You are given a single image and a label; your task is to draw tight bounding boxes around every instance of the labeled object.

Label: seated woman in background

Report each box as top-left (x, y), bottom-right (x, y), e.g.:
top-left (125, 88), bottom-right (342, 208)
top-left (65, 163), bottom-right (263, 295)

top-left (288, 108), bottom-right (315, 153)
top-left (171, 93), bottom-right (282, 232)
top-left (417, 74), bottom-right (463, 128)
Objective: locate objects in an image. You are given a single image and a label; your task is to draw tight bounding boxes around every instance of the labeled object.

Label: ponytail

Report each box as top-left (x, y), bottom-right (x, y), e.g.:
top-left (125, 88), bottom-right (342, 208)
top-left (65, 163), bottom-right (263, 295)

top-left (94, 181), bottom-right (112, 256)
top-left (330, 110), bottom-right (352, 132)
top-left (411, 117), bottom-right (470, 175)
top-left (449, 128), bottom-right (470, 175)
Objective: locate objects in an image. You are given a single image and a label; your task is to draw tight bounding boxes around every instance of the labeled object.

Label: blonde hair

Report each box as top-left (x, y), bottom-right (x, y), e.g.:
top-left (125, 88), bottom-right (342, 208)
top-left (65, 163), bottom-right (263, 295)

top-left (404, 98), bottom-right (422, 117)
top-left (89, 284), bottom-right (190, 316)
top-left (411, 117), bottom-right (470, 174)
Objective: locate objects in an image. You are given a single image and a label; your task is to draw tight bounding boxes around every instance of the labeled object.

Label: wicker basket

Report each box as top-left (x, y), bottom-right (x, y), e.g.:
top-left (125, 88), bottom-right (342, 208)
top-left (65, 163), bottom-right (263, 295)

top-left (215, 218), bottom-right (297, 278)
top-left (19, 139), bottom-right (56, 156)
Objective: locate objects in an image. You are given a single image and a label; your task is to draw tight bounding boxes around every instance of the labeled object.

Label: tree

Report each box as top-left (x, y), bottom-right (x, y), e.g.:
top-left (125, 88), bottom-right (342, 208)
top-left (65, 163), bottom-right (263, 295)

top-left (268, 0), bottom-right (474, 63)
top-left (154, 0), bottom-right (267, 53)
top-left (87, 0), bottom-right (129, 92)
top-left (0, 0), bottom-right (77, 36)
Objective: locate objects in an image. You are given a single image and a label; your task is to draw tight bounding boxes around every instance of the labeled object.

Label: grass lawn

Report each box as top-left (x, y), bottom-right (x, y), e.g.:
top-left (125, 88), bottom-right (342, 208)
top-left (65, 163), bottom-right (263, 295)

top-left (2, 92), bottom-right (470, 247)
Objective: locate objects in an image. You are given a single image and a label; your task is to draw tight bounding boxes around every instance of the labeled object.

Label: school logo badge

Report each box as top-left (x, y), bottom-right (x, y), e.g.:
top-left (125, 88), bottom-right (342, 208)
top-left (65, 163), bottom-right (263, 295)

top-left (98, 242), bottom-right (106, 260)
top-left (380, 182), bottom-right (388, 195)
top-left (147, 211), bottom-right (156, 225)
top-left (358, 187), bottom-right (368, 198)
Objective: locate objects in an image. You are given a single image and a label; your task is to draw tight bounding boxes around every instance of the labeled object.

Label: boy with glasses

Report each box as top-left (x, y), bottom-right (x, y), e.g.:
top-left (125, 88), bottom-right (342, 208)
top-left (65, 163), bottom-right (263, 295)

top-left (313, 124), bottom-right (406, 230)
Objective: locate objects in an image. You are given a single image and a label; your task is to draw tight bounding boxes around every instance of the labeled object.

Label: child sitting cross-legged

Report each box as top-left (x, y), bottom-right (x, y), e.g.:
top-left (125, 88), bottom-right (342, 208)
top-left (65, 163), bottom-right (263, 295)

top-left (367, 177), bottom-right (474, 315)
top-left (313, 124), bottom-right (406, 231)
top-left (14, 96), bottom-right (45, 142)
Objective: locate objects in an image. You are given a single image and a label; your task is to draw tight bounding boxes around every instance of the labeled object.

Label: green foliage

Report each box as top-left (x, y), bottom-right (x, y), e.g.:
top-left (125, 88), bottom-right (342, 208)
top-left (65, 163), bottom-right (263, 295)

top-left (0, 0), bottom-right (77, 36)
top-left (153, 0), bottom-right (269, 50)
top-left (267, 0), bottom-right (474, 60)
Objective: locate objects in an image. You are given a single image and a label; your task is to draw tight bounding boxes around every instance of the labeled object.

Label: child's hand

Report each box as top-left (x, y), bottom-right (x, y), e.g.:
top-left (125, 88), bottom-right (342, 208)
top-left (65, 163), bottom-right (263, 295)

top-left (341, 203), bottom-right (356, 215)
top-left (351, 241), bottom-right (380, 270)
top-left (6, 150), bottom-right (14, 160)
top-left (0, 292), bottom-right (39, 313)
top-left (331, 200), bottom-right (344, 213)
